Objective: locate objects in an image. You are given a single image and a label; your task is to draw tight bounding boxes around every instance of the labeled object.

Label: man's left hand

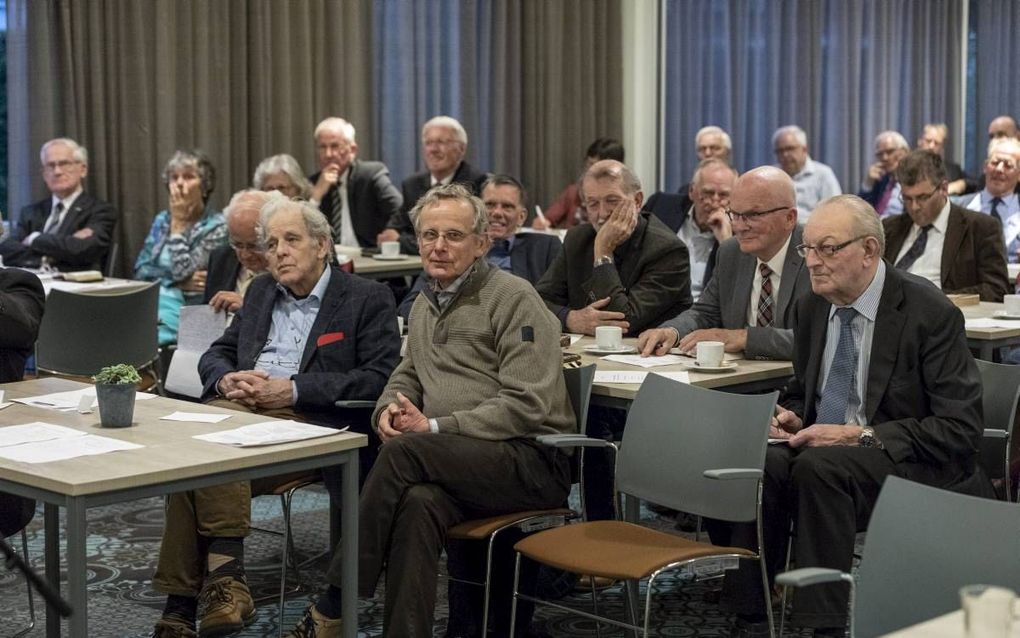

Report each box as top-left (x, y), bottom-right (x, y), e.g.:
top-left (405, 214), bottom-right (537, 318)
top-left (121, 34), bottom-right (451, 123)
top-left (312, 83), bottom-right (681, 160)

top-left (788, 424), bottom-right (863, 448)
top-left (393, 392), bottom-right (430, 433)
top-left (677, 328), bottom-right (747, 354)
top-left (593, 197), bottom-right (637, 256)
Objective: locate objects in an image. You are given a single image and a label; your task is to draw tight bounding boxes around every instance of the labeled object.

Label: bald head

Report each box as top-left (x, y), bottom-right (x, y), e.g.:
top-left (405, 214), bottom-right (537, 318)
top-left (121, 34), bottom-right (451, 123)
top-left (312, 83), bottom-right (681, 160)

top-left (989, 116), bottom-right (1019, 141)
top-left (727, 166), bottom-right (798, 261)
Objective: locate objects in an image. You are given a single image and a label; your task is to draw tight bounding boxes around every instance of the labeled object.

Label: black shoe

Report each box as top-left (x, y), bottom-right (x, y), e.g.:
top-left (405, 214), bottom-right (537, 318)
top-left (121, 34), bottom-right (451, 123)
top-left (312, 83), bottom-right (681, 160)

top-left (730, 615), bottom-right (771, 638)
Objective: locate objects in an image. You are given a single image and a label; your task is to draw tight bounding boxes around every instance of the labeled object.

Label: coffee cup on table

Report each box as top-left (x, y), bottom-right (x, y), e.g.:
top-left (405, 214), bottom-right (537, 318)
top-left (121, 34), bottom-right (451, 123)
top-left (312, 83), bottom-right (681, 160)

top-left (960, 584), bottom-right (1015, 638)
top-left (595, 326), bottom-right (624, 351)
top-left (1004, 294), bottom-right (1020, 316)
top-left (696, 341), bottom-right (725, 367)
top-left (381, 241), bottom-right (401, 258)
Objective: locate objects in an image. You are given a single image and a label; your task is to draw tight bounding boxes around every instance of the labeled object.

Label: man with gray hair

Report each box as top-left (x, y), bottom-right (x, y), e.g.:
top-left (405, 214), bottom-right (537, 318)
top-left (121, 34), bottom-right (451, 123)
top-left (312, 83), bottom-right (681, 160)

top-left (309, 116), bottom-right (403, 247)
top-left (378, 115), bottom-right (489, 253)
top-left (773, 125), bottom-right (841, 222)
top-left (964, 137), bottom-right (1020, 261)
top-left (203, 189), bottom-right (273, 313)
top-left (0, 137), bottom-right (118, 270)
top-left (859, 130), bottom-right (910, 216)
top-left (696, 125), bottom-right (733, 164)
top-left (151, 197), bottom-right (400, 638)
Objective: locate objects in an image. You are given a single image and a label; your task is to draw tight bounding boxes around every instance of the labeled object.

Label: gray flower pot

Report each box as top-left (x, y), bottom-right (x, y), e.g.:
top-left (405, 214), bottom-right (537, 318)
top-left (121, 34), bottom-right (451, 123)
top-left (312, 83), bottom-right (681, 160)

top-left (95, 383), bottom-right (136, 428)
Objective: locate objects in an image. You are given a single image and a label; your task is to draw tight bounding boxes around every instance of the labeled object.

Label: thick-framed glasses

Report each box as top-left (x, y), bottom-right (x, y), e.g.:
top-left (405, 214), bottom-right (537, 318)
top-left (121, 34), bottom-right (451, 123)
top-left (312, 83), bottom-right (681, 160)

top-left (42, 160), bottom-right (81, 173)
top-left (796, 235), bottom-right (869, 259)
top-left (726, 205), bottom-right (790, 224)
top-left (900, 185), bottom-right (942, 207)
top-left (418, 229), bottom-right (474, 246)
top-left (229, 240), bottom-right (264, 253)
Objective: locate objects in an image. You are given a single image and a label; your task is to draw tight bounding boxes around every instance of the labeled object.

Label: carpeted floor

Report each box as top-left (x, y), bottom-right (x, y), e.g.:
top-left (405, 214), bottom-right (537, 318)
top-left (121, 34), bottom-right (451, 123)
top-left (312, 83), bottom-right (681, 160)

top-left (0, 488), bottom-right (818, 637)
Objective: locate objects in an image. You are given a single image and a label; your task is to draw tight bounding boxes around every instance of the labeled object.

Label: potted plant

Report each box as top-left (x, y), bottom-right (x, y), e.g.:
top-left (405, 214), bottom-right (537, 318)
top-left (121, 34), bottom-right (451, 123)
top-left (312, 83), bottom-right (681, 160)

top-left (93, 364), bottom-right (141, 428)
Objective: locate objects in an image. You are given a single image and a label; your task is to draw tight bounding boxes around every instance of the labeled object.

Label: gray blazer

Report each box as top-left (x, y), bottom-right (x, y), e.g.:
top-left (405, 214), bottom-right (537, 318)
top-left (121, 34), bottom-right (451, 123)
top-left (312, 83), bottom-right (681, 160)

top-left (661, 225), bottom-right (809, 360)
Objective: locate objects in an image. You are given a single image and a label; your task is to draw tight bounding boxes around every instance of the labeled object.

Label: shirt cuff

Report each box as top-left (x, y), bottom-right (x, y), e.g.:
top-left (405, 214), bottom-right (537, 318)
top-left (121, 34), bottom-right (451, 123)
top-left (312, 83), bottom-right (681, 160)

top-left (291, 381), bottom-right (299, 404)
top-left (23, 231), bottom-right (40, 246)
top-left (428, 418), bottom-right (439, 433)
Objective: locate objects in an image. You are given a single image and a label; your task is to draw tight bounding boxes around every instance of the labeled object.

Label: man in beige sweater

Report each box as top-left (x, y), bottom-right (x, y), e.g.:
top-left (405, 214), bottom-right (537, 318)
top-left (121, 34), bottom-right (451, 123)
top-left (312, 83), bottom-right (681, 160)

top-left (287, 183), bottom-right (575, 638)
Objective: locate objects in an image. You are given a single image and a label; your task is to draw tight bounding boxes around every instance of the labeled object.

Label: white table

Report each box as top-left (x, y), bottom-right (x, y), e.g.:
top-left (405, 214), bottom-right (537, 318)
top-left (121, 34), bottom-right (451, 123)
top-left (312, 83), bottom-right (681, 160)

top-left (335, 245), bottom-right (423, 280)
top-left (0, 378), bottom-right (365, 638)
top-left (961, 301), bottom-right (1020, 360)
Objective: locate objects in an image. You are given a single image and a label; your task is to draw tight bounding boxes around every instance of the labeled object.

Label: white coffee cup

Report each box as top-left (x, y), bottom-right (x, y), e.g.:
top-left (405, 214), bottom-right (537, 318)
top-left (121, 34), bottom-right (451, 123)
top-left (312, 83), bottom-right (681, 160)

top-left (381, 241), bottom-right (401, 258)
top-left (595, 326), bottom-right (624, 351)
top-left (1004, 294), bottom-right (1020, 316)
top-left (961, 584), bottom-right (1015, 638)
top-left (696, 341), bottom-right (725, 367)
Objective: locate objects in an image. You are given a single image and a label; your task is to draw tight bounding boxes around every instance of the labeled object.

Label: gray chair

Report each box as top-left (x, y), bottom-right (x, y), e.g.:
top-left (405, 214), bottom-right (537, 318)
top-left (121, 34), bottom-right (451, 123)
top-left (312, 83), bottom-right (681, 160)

top-left (510, 374), bottom-right (779, 637)
top-left (35, 283), bottom-right (159, 382)
top-left (777, 476), bottom-right (1020, 638)
top-left (976, 359), bottom-right (1020, 501)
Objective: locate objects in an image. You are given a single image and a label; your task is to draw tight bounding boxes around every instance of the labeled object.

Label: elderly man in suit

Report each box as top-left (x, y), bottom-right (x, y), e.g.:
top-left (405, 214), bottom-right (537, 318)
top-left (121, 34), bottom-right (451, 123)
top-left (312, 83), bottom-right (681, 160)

top-left (725, 194), bottom-right (988, 637)
top-left (308, 117), bottom-right (403, 248)
top-left (639, 166), bottom-right (809, 361)
top-left (964, 137), bottom-right (1020, 262)
top-left (884, 150), bottom-right (1008, 302)
top-left (0, 138), bottom-right (117, 271)
top-left (202, 190), bottom-right (272, 314)
top-left (378, 116), bottom-right (488, 254)
top-left (859, 130), bottom-right (910, 217)
top-left (151, 197), bottom-right (400, 638)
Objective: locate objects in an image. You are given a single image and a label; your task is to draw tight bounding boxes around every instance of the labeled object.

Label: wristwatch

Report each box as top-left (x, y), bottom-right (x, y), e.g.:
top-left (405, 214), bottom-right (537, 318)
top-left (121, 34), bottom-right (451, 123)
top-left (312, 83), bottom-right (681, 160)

top-left (593, 255), bottom-right (614, 268)
top-left (859, 426), bottom-right (883, 449)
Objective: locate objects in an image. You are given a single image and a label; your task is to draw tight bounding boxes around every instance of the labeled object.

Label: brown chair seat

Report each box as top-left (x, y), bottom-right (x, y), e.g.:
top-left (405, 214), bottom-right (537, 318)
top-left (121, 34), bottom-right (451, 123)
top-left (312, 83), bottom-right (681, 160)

top-left (447, 508), bottom-right (575, 540)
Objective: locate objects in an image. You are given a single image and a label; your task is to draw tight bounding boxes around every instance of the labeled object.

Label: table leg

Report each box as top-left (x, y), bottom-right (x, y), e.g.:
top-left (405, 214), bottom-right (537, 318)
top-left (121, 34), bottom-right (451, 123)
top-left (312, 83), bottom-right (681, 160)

top-left (981, 343), bottom-right (995, 361)
top-left (66, 498), bottom-right (88, 637)
top-left (45, 503), bottom-right (60, 638)
top-left (341, 452), bottom-right (359, 638)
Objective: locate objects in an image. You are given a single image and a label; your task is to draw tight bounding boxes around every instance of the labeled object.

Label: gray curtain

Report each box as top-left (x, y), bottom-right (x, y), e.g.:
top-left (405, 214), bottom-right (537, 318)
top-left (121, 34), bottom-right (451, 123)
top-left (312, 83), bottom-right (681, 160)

top-left (969, 0), bottom-right (1020, 173)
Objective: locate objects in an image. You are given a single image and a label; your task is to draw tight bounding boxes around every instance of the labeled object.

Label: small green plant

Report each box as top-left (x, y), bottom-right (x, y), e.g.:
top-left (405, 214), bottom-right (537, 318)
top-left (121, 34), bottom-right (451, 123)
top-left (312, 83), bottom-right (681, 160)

top-left (93, 364), bottom-right (141, 385)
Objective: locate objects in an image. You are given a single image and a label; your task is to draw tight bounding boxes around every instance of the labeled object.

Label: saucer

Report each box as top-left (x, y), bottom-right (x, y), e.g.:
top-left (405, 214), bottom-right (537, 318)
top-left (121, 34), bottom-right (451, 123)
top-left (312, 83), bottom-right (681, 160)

top-left (372, 254), bottom-right (407, 261)
top-left (583, 344), bottom-right (638, 356)
top-left (681, 360), bottom-right (738, 373)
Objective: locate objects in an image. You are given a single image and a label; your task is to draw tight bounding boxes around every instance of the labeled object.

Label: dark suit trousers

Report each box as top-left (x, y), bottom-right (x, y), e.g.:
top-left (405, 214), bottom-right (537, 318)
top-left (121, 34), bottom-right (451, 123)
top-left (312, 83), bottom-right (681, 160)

top-left (324, 433), bottom-right (571, 638)
top-left (713, 444), bottom-right (896, 629)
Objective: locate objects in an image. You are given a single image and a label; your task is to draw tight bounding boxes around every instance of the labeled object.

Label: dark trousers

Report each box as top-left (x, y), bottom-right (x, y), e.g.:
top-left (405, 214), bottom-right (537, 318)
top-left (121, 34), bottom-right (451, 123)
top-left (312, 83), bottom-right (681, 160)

top-left (324, 433), bottom-right (571, 638)
top-left (581, 405), bottom-right (627, 522)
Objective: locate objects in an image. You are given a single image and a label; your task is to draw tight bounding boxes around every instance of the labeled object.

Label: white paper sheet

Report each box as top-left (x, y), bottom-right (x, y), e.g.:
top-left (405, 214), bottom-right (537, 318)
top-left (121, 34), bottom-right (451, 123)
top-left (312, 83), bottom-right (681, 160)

top-left (594, 370), bottom-right (691, 384)
top-left (160, 411), bottom-right (233, 424)
top-left (0, 435), bottom-right (143, 464)
top-left (0, 422), bottom-right (87, 447)
top-left (178, 305), bottom-right (229, 352)
top-left (601, 354), bottom-right (687, 368)
top-left (193, 420), bottom-right (348, 447)
top-left (965, 318), bottom-right (1020, 330)
top-left (15, 388), bottom-right (158, 411)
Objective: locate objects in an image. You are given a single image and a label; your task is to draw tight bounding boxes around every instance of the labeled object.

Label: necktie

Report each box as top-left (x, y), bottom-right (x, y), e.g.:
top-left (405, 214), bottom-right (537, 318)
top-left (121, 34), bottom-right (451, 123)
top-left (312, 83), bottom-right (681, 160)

top-left (756, 263), bottom-right (774, 327)
top-left (816, 307), bottom-right (860, 425)
top-left (44, 202), bottom-right (64, 234)
top-left (875, 179), bottom-right (895, 216)
top-left (991, 197), bottom-right (1003, 222)
top-left (329, 186), bottom-right (345, 243)
top-left (894, 225), bottom-right (932, 271)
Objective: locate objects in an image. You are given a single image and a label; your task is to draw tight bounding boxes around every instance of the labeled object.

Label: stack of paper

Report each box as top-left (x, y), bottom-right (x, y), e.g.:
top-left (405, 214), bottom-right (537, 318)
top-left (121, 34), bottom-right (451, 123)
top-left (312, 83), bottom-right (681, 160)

top-left (0, 422), bottom-right (143, 464)
top-left (15, 388), bottom-right (158, 411)
top-left (194, 420), bottom-right (347, 447)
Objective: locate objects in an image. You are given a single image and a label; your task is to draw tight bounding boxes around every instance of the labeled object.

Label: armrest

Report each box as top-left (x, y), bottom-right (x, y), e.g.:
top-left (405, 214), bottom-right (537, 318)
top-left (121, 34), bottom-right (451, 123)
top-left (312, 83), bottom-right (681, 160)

top-left (334, 400), bottom-right (376, 409)
top-left (776, 567), bottom-right (852, 588)
top-left (536, 434), bottom-right (614, 449)
top-left (704, 468), bottom-right (763, 481)
top-left (983, 428), bottom-right (1009, 439)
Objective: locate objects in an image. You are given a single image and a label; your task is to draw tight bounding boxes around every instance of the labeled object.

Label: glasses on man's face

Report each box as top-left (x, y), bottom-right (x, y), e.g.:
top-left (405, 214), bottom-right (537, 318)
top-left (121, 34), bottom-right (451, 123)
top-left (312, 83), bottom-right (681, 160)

top-left (987, 157), bottom-right (1019, 172)
top-left (43, 159), bottom-right (80, 173)
top-left (796, 235), bottom-right (868, 259)
top-left (700, 188), bottom-right (731, 202)
top-left (418, 229), bottom-right (474, 246)
top-left (899, 184), bottom-right (942, 207)
top-left (230, 239), bottom-right (264, 253)
top-left (726, 205), bottom-right (789, 225)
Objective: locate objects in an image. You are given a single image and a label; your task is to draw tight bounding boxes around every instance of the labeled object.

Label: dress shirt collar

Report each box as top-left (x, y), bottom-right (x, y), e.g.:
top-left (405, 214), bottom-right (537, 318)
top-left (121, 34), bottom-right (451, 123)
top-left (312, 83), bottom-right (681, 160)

top-left (758, 231), bottom-right (792, 280)
top-left (51, 187), bottom-right (83, 212)
top-left (276, 263), bottom-right (331, 302)
top-left (982, 189), bottom-right (1019, 208)
top-left (792, 157), bottom-right (818, 180)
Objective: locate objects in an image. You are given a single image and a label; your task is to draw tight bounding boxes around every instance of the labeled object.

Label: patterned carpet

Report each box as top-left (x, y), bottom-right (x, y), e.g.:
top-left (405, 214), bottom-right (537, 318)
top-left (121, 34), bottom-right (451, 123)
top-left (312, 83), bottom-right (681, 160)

top-left (0, 488), bottom-right (816, 637)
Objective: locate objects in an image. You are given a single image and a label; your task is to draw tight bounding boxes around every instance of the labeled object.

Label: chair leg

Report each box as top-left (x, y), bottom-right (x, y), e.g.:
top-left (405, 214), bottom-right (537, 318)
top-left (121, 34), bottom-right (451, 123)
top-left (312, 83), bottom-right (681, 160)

top-left (509, 553), bottom-right (523, 636)
top-left (587, 575), bottom-right (603, 638)
top-left (277, 487), bottom-right (303, 638)
top-left (480, 534), bottom-right (498, 636)
top-left (624, 579), bottom-right (641, 638)
top-left (10, 528), bottom-right (36, 638)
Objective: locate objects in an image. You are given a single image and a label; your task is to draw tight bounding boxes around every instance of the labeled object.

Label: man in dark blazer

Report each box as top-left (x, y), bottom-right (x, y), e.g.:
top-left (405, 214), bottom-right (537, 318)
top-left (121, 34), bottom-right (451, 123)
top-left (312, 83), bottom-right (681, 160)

top-left (308, 117), bottom-right (403, 248)
top-left (724, 195), bottom-right (987, 637)
top-left (536, 160), bottom-right (692, 337)
top-left (0, 138), bottom-right (117, 271)
top-left (858, 131), bottom-right (910, 217)
top-left (202, 190), bottom-right (272, 313)
top-left (884, 150), bottom-right (1009, 302)
top-left (639, 166), bottom-right (810, 361)
top-left (151, 198), bottom-right (400, 638)
top-left (377, 116), bottom-right (488, 254)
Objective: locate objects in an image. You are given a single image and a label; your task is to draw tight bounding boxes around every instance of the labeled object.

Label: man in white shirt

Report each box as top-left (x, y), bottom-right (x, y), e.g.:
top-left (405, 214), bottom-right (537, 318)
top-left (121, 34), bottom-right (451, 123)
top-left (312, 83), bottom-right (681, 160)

top-left (676, 159), bottom-right (735, 298)
top-left (964, 137), bottom-right (1020, 262)
top-left (773, 125), bottom-right (841, 223)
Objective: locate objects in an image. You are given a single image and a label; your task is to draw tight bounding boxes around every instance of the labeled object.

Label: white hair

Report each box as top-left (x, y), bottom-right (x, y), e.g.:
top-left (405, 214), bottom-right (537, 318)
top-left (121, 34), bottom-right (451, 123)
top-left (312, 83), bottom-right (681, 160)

top-left (695, 125), bottom-right (732, 150)
top-left (314, 117), bottom-right (357, 144)
top-left (772, 125), bottom-right (808, 148)
top-left (40, 138), bottom-right (88, 165)
top-left (874, 130), bottom-right (910, 151)
top-left (258, 197), bottom-right (332, 246)
top-left (422, 116), bottom-right (468, 146)
top-left (988, 137), bottom-right (1020, 160)
top-left (224, 189), bottom-right (277, 223)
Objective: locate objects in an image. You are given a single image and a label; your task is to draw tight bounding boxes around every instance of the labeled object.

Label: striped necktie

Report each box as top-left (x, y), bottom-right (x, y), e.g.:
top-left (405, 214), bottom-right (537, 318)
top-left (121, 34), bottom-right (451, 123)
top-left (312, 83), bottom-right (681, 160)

top-left (756, 263), bottom-right (774, 327)
top-left (44, 202), bottom-right (64, 233)
top-left (894, 225), bottom-right (932, 271)
top-left (816, 307), bottom-right (860, 424)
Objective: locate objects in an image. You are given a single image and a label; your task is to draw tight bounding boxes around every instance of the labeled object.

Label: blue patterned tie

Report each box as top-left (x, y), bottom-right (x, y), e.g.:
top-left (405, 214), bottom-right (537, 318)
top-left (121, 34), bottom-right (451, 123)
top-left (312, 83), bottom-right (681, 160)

top-left (816, 307), bottom-right (859, 424)
top-left (991, 197), bottom-right (1003, 222)
top-left (894, 225), bottom-right (932, 270)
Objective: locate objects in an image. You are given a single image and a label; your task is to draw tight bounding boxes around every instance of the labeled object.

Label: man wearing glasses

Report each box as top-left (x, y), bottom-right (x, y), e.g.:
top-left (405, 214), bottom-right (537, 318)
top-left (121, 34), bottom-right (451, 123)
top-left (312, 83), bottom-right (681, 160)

top-left (723, 194), bottom-right (988, 637)
top-left (858, 130), bottom-right (910, 217)
top-left (202, 189), bottom-right (273, 314)
top-left (638, 166), bottom-right (811, 361)
top-left (0, 137), bottom-right (117, 270)
top-left (964, 137), bottom-right (1020, 261)
top-left (884, 150), bottom-right (1008, 301)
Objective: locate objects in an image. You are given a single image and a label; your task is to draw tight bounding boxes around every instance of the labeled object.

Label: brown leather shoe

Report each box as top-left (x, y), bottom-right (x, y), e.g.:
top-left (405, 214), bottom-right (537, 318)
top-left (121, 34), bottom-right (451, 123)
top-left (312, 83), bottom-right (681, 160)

top-left (152, 616), bottom-right (198, 638)
top-left (197, 576), bottom-right (256, 637)
top-left (285, 604), bottom-right (343, 638)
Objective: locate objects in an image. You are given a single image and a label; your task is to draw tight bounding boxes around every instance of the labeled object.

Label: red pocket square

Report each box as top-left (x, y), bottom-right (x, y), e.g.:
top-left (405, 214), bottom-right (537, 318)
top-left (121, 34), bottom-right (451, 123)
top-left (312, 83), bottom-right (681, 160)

top-left (317, 332), bottom-right (345, 347)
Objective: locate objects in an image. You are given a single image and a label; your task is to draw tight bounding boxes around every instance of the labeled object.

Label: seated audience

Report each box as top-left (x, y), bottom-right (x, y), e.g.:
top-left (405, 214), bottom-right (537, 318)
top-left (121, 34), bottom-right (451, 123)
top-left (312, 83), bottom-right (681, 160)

top-left (533, 137), bottom-right (624, 230)
top-left (0, 137), bottom-right (117, 271)
top-left (203, 190), bottom-right (272, 314)
top-left (772, 125), bottom-right (841, 222)
top-left (135, 150), bottom-right (227, 345)
top-left (963, 137), bottom-right (1020, 262)
top-left (397, 174), bottom-right (561, 319)
top-left (644, 158), bottom-right (736, 299)
top-left (916, 123), bottom-right (970, 194)
top-left (151, 197), bottom-right (399, 638)
top-left (536, 159), bottom-right (692, 337)
top-left (378, 116), bottom-right (488, 254)
top-left (253, 153), bottom-right (313, 200)
top-left (639, 166), bottom-right (810, 361)
top-left (308, 117), bottom-right (403, 248)
top-left (884, 150), bottom-right (1008, 301)
top-left (858, 130), bottom-right (909, 217)
top-left (721, 194), bottom-right (989, 637)
top-left (285, 183), bottom-right (574, 638)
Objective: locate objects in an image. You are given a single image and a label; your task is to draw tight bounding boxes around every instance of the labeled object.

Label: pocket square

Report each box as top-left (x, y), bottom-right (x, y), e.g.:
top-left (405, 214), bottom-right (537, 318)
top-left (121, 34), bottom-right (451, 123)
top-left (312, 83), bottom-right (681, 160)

top-left (317, 332), bottom-right (345, 347)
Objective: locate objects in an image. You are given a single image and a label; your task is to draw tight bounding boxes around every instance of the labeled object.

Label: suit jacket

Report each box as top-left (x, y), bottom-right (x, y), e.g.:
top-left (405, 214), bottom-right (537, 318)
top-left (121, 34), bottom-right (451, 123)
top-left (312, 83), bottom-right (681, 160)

top-left (312, 159), bottom-right (403, 248)
top-left (386, 161), bottom-right (489, 254)
top-left (858, 173), bottom-right (894, 209)
top-left (0, 192), bottom-right (117, 270)
top-left (662, 227), bottom-right (809, 360)
top-left (203, 245), bottom-right (243, 303)
top-left (785, 266), bottom-right (984, 491)
top-left (643, 191), bottom-right (719, 288)
top-left (0, 268), bottom-right (45, 382)
top-left (883, 203), bottom-right (1009, 302)
top-left (536, 212), bottom-right (692, 336)
top-left (199, 265), bottom-right (401, 427)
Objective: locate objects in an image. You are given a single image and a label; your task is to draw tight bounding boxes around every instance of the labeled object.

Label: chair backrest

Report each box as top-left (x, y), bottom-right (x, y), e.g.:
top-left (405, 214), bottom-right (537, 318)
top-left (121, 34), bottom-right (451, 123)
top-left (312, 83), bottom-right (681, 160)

top-left (615, 374), bottom-right (778, 522)
top-left (854, 476), bottom-right (1020, 637)
top-left (35, 283), bottom-right (159, 376)
top-left (563, 364), bottom-right (595, 435)
top-left (975, 359), bottom-right (1020, 479)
